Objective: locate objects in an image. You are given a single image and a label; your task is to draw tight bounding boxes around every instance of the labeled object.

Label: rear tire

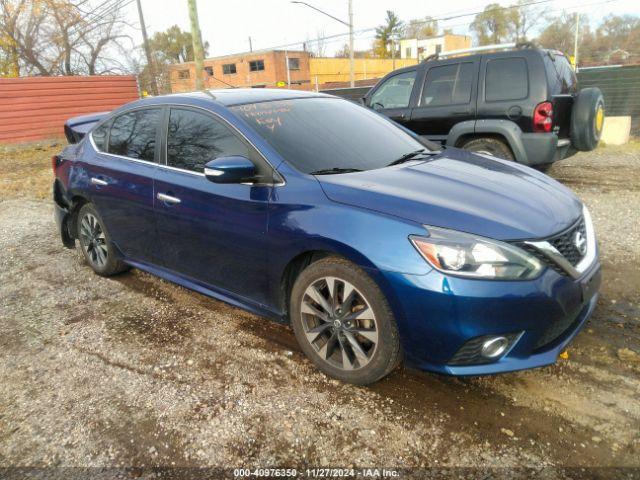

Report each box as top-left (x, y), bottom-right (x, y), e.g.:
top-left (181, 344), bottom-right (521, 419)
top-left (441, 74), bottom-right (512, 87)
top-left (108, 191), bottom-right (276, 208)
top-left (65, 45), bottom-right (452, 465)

top-left (461, 137), bottom-right (515, 161)
top-left (571, 87), bottom-right (605, 152)
top-left (534, 163), bottom-right (554, 173)
top-left (76, 203), bottom-right (129, 277)
top-left (290, 256), bottom-right (401, 385)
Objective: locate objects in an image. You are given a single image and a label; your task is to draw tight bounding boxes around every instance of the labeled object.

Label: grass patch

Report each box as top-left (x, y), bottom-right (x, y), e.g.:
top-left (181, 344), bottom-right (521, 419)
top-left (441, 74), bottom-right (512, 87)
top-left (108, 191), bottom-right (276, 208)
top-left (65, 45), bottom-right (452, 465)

top-left (0, 140), bottom-right (63, 201)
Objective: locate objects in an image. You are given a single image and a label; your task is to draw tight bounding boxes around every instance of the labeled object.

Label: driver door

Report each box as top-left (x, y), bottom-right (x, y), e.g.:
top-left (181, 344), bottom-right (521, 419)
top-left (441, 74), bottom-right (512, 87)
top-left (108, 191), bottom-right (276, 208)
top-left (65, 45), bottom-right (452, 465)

top-left (367, 69), bottom-right (418, 127)
top-left (153, 106), bottom-right (272, 305)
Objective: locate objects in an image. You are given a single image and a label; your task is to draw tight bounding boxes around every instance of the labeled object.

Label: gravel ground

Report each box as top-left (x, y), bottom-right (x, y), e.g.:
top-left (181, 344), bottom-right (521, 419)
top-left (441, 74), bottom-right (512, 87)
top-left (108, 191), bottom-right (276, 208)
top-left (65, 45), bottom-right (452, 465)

top-left (1, 143), bottom-right (639, 478)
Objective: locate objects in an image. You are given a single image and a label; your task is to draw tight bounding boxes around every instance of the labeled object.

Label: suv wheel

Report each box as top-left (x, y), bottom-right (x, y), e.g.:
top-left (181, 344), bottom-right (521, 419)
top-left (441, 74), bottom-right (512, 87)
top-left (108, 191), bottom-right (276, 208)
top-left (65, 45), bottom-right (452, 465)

top-left (462, 137), bottom-right (514, 161)
top-left (76, 203), bottom-right (129, 277)
top-left (290, 257), bottom-right (401, 385)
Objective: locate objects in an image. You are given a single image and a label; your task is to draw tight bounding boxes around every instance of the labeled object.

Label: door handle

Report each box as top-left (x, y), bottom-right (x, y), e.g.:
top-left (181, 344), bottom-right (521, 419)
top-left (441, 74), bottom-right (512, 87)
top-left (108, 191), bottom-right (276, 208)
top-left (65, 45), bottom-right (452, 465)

top-left (90, 177), bottom-right (108, 186)
top-left (157, 192), bottom-right (181, 205)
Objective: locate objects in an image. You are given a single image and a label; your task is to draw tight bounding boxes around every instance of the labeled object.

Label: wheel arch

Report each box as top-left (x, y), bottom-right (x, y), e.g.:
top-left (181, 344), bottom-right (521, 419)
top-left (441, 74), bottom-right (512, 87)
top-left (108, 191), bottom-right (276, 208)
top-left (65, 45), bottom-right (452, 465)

top-left (447, 119), bottom-right (528, 164)
top-left (278, 240), bottom-right (384, 323)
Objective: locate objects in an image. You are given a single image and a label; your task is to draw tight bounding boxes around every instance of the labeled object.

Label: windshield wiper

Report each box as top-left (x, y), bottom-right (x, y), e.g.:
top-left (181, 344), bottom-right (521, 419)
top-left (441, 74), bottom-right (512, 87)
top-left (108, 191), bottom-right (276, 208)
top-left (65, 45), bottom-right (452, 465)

top-left (310, 167), bottom-right (364, 175)
top-left (386, 149), bottom-right (429, 167)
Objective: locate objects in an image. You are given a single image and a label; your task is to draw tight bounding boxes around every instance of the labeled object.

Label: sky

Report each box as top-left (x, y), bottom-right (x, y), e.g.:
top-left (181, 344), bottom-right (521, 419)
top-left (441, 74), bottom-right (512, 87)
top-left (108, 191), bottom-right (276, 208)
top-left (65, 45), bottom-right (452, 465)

top-left (120, 0), bottom-right (640, 58)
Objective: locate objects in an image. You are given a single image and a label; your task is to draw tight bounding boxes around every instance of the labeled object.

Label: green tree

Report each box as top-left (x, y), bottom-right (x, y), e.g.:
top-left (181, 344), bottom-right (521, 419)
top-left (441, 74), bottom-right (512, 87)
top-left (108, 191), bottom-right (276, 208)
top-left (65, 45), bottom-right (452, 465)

top-left (506, 0), bottom-right (547, 43)
top-left (470, 3), bottom-right (510, 45)
top-left (403, 16), bottom-right (438, 40)
top-left (537, 13), bottom-right (593, 62)
top-left (374, 10), bottom-right (404, 58)
top-left (148, 25), bottom-right (209, 64)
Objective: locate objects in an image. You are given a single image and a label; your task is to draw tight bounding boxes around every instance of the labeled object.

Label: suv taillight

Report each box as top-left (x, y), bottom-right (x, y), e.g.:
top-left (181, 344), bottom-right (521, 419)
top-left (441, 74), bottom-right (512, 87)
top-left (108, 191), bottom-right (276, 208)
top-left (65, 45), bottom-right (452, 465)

top-left (51, 155), bottom-right (60, 174)
top-left (533, 102), bottom-right (553, 133)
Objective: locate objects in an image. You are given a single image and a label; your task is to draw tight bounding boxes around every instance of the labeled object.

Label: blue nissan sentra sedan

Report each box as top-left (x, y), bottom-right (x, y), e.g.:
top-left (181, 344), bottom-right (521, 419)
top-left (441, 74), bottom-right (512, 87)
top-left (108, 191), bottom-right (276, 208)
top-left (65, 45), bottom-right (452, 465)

top-left (53, 89), bottom-right (600, 385)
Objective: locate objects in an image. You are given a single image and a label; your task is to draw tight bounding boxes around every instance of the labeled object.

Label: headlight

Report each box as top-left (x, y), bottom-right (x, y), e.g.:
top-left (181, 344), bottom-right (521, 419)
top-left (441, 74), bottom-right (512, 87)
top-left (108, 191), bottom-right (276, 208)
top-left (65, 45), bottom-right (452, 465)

top-left (410, 226), bottom-right (544, 280)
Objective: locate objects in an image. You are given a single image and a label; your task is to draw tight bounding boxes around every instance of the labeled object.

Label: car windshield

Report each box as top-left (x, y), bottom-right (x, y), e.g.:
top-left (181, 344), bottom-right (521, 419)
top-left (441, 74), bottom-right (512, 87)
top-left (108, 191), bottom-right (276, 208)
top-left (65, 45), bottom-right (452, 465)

top-left (230, 97), bottom-right (435, 174)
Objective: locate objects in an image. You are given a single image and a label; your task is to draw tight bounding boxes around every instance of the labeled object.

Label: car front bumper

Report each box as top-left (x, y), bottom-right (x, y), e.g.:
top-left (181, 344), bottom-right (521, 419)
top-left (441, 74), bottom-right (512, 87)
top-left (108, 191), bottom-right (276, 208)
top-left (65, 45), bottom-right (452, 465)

top-left (377, 260), bottom-right (601, 375)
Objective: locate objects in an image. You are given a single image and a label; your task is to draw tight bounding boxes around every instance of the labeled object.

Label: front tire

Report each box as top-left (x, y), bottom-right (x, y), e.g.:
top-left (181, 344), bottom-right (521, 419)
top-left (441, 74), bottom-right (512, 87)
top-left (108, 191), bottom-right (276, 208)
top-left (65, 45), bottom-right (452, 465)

top-left (290, 257), bottom-right (401, 385)
top-left (462, 137), bottom-right (515, 161)
top-left (76, 203), bottom-right (129, 277)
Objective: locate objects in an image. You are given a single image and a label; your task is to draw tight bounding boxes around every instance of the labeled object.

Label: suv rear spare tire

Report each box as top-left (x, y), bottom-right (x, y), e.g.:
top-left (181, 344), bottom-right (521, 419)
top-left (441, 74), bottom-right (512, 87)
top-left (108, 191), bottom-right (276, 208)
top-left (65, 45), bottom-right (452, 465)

top-left (571, 87), bottom-right (604, 151)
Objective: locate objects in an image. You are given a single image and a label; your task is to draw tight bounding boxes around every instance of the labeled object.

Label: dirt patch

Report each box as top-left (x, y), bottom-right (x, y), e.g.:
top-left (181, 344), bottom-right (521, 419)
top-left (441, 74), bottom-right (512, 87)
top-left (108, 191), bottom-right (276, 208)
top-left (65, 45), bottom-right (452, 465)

top-left (1, 143), bottom-right (639, 473)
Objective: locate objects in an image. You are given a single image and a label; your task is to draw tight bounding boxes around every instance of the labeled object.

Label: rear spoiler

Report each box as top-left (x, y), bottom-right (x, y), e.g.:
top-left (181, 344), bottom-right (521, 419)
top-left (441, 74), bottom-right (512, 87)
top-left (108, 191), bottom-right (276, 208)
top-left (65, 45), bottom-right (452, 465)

top-left (64, 111), bottom-right (110, 144)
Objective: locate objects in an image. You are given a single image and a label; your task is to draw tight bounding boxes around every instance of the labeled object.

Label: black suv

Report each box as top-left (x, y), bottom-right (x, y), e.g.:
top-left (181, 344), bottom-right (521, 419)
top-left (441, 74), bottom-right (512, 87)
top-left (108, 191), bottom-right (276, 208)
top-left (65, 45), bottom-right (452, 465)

top-left (363, 45), bottom-right (604, 170)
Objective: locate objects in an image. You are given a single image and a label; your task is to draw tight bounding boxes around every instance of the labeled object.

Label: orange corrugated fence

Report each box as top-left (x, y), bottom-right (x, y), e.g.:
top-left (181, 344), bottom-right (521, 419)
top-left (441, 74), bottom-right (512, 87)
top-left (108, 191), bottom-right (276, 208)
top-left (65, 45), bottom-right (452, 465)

top-left (0, 75), bottom-right (139, 143)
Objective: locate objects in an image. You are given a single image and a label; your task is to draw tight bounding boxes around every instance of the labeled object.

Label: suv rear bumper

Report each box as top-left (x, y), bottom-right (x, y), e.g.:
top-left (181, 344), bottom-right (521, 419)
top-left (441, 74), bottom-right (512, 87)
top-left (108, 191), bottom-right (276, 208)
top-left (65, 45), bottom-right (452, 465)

top-left (521, 132), bottom-right (577, 166)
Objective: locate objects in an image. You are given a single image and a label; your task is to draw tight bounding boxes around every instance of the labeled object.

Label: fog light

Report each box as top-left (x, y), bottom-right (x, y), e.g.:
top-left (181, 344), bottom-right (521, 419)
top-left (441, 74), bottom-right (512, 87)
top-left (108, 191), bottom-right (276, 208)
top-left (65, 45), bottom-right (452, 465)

top-left (481, 336), bottom-right (509, 358)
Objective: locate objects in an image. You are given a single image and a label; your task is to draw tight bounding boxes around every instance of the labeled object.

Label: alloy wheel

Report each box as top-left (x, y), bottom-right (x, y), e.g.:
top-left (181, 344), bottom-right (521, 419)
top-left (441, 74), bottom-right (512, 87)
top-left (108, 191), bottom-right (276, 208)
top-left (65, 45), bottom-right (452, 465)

top-left (79, 213), bottom-right (108, 268)
top-left (300, 276), bottom-right (378, 371)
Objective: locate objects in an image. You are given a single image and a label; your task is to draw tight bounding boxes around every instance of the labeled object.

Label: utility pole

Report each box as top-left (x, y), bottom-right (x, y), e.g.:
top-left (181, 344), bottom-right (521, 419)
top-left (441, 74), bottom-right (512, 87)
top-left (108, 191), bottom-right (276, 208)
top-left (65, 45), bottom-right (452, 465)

top-left (248, 36), bottom-right (253, 52)
top-left (187, 0), bottom-right (206, 91)
top-left (135, 0), bottom-right (157, 95)
top-left (573, 12), bottom-right (580, 71)
top-left (285, 49), bottom-right (291, 87)
top-left (348, 0), bottom-right (354, 87)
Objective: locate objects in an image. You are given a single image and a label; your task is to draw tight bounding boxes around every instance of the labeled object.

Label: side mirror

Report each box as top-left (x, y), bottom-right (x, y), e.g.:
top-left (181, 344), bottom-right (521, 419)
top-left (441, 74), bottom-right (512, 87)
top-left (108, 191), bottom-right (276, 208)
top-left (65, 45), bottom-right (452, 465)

top-left (204, 156), bottom-right (256, 184)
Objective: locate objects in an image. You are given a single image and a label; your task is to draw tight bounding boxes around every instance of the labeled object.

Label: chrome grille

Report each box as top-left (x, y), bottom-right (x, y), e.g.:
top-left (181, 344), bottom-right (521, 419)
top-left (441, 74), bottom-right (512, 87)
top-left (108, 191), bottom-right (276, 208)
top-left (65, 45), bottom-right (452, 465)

top-left (548, 219), bottom-right (587, 266)
top-left (515, 216), bottom-right (589, 277)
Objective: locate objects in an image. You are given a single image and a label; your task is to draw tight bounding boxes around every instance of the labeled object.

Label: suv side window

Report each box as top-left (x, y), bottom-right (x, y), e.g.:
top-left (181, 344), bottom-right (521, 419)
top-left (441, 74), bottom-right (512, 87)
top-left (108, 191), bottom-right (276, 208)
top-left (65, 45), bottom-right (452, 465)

top-left (166, 108), bottom-right (250, 173)
top-left (370, 70), bottom-right (416, 109)
top-left (421, 63), bottom-right (474, 106)
top-left (108, 109), bottom-right (160, 161)
top-left (485, 57), bottom-right (528, 102)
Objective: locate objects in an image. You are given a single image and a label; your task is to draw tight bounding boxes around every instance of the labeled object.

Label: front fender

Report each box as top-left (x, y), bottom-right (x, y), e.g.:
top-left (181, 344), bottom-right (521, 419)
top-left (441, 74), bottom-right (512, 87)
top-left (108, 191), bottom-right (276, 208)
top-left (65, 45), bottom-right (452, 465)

top-left (266, 171), bottom-right (433, 316)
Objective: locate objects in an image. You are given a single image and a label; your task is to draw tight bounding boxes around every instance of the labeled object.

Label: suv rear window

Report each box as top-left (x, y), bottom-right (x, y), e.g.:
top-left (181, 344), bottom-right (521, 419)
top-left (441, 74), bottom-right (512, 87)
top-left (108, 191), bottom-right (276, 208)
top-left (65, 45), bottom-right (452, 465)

top-left (544, 53), bottom-right (578, 94)
top-left (485, 57), bottom-right (528, 102)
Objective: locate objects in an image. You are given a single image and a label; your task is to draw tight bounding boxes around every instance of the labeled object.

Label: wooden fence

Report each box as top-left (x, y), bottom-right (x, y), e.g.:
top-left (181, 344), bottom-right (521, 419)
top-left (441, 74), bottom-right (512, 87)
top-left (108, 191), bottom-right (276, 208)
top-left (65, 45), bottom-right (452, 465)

top-left (0, 75), bottom-right (139, 143)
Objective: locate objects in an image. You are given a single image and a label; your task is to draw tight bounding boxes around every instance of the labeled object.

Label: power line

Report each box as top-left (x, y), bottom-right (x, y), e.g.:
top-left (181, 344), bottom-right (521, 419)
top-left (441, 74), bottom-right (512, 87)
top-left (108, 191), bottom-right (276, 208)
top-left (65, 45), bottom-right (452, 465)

top-left (243, 0), bottom-right (623, 55)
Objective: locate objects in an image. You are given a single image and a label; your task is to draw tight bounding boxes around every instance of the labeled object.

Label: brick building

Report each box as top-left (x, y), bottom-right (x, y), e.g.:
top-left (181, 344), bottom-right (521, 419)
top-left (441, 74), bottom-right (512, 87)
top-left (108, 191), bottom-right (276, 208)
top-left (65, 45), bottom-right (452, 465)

top-left (169, 50), bottom-right (311, 92)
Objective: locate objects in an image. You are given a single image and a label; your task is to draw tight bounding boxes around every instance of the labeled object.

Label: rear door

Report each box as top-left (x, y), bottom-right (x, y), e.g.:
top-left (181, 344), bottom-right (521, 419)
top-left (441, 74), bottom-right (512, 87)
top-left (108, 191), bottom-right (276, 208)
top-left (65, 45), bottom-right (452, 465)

top-left (153, 106), bottom-right (272, 305)
top-left (406, 59), bottom-right (479, 144)
top-left (476, 55), bottom-right (532, 132)
top-left (367, 69), bottom-right (418, 127)
top-left (87, 107), bottom-right (162, 264)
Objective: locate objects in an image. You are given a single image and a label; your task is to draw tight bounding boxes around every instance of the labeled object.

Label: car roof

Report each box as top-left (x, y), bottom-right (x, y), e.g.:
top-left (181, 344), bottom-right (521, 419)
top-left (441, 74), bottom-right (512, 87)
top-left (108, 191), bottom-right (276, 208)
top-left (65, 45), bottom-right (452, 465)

top-left (146, 88), bottom-right (333, 107)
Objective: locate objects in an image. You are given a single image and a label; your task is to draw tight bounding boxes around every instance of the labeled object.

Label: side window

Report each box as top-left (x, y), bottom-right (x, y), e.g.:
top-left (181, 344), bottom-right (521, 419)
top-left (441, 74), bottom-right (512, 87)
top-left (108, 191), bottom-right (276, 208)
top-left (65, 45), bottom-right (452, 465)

top-left (421, 63), bottom-right (474, 107)
top-left (92, 121), bottom-right (109, 152)
top-left (108, 109), bottom-right (160, 161)
top-left (166, 109), bottom-right (250, 173)
top-left (369, 70), bottom-right (416, 109)
top-left (485, 57), bottom-right (528, 102)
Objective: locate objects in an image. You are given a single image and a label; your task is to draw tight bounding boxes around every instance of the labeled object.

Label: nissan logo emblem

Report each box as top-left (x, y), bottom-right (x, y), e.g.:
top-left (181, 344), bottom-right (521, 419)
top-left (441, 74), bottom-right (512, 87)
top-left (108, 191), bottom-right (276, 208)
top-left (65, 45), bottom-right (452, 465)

top-left (574, 231), bottom-right (587, 256)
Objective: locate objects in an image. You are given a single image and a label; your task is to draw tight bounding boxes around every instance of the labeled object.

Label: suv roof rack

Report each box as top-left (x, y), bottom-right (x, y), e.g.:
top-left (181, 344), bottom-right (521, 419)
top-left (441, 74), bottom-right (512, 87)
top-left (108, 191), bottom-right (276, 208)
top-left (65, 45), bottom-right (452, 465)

top-left (422, 42), bottom-right (536, 62)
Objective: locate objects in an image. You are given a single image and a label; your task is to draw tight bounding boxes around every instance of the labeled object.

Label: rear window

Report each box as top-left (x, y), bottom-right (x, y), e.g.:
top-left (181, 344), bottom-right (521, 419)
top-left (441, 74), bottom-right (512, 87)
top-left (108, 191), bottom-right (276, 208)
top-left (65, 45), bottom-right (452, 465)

top-left (485, 57), bottom-right (529, 102)
top-left (421, 63), bottom-right (474, 106)
top-left (544, 53), bottom-right (578, 94)
top-left (108, 109), bottom-right (160, 162)
top-left (92, 122), bottom-right (109, 152)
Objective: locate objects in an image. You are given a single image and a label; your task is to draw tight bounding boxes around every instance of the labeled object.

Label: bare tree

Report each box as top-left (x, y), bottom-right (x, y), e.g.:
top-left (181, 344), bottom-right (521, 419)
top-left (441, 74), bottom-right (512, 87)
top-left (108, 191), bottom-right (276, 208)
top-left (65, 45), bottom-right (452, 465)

top-left (0, 0), bottom-right (133, 76)
top-left (307, 29), bottom-right (327, 58)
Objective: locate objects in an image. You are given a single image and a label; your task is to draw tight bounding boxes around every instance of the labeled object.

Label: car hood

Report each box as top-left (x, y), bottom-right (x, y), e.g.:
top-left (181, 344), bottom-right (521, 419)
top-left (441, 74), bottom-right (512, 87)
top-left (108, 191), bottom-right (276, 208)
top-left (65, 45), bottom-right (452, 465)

top-left (316, 149), bottom-right (582, 240)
